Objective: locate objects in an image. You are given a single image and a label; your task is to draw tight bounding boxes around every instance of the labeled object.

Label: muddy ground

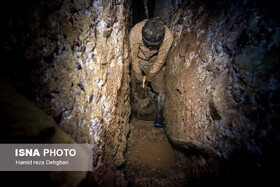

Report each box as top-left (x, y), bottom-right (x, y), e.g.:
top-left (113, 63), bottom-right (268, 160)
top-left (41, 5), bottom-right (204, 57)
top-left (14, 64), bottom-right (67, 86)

top-left (123, 118), bottom-right (190, 187)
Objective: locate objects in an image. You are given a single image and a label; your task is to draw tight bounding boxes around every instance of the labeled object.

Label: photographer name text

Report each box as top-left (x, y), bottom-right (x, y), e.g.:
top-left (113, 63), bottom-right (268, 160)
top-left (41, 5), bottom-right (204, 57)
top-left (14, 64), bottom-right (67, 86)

top-left (15, 159), bottom-right (69, 166)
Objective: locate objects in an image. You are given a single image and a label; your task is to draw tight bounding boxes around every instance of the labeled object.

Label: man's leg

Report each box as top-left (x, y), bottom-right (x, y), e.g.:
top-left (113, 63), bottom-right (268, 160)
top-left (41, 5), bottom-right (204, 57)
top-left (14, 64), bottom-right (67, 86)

top-left (151, 66), bottom-right (166, 127)
top-left (154, 93), bottom-right (165, 127)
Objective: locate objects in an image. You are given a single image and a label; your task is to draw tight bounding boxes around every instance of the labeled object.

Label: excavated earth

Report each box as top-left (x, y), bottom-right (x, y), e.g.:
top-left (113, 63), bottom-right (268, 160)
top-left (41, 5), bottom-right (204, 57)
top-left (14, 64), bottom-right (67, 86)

top-left (123, 118), bottom-right (189, 187)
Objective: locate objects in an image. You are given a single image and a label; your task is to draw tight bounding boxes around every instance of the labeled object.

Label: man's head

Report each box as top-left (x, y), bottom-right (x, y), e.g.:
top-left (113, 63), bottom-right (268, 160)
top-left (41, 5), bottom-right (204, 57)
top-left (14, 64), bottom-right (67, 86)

top-left (142, 18), bottom-right (165, 48)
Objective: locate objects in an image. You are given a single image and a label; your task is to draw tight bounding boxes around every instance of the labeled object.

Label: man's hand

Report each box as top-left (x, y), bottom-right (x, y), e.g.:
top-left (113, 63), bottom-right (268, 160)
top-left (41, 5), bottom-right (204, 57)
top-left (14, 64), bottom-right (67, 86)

top-left (135, 80), bottom-right (143, 92)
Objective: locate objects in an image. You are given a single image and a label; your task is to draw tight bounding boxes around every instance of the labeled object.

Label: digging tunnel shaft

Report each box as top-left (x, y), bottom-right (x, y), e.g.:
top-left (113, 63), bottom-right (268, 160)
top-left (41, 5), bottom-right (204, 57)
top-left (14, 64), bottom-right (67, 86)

top-left (1, 0), bottom-right (280, 186)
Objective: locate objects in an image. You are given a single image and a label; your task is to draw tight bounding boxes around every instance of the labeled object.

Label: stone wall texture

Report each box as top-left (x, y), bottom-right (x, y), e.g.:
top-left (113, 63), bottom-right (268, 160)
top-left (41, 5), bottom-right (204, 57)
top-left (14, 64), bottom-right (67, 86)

top-left (1, 0), bottom-right (131, 186)
top-left (0, 78), bottom-right (87, 187)
top-left (155, 0), bottom-right (280, 184)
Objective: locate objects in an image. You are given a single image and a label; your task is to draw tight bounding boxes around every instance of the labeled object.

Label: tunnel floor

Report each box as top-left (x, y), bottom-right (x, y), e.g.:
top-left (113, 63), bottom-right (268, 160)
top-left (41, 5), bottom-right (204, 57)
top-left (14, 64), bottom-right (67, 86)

top-left (123, 118), bottom-right (188, 186)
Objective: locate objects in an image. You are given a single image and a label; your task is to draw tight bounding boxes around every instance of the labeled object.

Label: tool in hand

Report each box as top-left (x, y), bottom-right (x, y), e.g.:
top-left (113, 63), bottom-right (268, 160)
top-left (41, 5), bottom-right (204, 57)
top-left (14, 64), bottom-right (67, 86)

top-left (142, 76), bottom-right (146, 88)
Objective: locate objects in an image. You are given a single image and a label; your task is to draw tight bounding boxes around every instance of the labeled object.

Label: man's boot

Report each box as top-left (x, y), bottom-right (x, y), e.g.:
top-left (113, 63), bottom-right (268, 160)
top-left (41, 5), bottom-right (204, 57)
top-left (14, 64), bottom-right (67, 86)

top-left (154, 93), bottom-right (165, 127)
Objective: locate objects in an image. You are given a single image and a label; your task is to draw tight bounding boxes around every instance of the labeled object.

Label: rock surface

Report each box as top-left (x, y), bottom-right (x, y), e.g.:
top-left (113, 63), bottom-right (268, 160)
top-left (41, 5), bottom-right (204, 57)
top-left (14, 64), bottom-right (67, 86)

top-left (1, 0), bottom-right (131, 186)
top-left (155, 0), bottom-right (280, 184)
top-left (0, 78), bottom-right (87, 187)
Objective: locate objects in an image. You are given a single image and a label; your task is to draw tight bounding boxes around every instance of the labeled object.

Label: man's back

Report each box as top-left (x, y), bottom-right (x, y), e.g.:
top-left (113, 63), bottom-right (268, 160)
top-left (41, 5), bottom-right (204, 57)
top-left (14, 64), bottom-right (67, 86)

top-left (129, 19), bottom-right (173, 82)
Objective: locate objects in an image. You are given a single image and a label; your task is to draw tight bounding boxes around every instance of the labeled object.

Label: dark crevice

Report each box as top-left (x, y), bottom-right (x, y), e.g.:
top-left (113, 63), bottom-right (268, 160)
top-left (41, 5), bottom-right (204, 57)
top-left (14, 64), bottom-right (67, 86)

top-left (131, 0), bottom-right (156, 27)
top-left (53, 112), bottom-right (63, 124)
top-left (78, 82), bottom-right (85, 92)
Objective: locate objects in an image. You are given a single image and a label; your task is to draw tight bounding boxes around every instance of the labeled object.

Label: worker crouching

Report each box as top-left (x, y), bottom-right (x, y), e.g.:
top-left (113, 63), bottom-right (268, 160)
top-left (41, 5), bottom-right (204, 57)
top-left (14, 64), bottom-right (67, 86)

top-left (129, 18), bottom-right (173, 127)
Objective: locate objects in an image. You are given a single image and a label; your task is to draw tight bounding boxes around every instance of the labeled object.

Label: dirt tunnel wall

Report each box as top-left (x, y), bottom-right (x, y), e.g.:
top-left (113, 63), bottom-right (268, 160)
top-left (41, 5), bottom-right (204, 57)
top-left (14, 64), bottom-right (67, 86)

top-left (1, 0), bottom-right (131, 186)
top-left (155, 0), bottom-right (280, 185)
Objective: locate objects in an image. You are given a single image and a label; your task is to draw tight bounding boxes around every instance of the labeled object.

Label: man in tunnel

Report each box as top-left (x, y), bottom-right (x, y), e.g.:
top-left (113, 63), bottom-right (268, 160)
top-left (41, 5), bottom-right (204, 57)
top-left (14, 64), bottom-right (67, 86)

top-left (129, 18), bottom-right (173, 127)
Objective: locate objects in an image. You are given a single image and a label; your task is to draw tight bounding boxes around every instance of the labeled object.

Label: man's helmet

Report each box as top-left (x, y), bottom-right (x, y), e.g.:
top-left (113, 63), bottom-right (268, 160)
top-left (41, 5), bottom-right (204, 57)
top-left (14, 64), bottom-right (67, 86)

top-left (142, 18), bottom-right (165, 46)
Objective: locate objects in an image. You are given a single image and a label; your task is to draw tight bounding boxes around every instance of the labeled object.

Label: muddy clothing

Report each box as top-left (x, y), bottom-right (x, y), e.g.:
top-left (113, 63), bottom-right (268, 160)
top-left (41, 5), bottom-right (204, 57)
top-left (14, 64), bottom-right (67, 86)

top-left (129, 19), bottom-right (173, 94)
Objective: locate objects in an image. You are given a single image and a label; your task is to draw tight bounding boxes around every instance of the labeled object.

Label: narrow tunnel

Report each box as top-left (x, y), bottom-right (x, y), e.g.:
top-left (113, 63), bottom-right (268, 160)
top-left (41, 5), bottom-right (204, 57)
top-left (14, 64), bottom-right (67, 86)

top-left (0, 0), bottom-right (280, 186)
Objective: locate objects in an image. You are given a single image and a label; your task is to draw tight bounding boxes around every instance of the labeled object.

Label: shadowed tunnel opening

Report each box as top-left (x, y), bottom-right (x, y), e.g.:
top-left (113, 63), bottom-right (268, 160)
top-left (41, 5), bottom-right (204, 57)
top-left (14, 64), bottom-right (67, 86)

top-left (0, 0), bottom-right (280, 186)
top-left (131, 0), bottom-right (155, 26)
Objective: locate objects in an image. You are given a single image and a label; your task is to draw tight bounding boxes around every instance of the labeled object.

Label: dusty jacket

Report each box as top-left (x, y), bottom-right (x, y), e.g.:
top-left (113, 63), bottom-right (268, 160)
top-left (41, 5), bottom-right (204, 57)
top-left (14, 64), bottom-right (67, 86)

top-left (129, 19), bottom-right (173, 82)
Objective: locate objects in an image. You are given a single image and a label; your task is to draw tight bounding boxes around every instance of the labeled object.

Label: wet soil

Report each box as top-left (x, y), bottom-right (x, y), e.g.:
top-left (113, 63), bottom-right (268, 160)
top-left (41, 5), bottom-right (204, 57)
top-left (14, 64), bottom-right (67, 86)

top-left (124, 118), bottom-right (189, 187)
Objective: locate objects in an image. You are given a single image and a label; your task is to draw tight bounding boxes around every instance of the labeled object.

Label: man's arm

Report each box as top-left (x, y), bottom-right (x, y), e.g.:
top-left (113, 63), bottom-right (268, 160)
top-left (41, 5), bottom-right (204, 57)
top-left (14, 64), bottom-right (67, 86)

top-left (146, 34), bottom-right (173, 82)
top-left (129, 28), bottom-right (143, 81)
